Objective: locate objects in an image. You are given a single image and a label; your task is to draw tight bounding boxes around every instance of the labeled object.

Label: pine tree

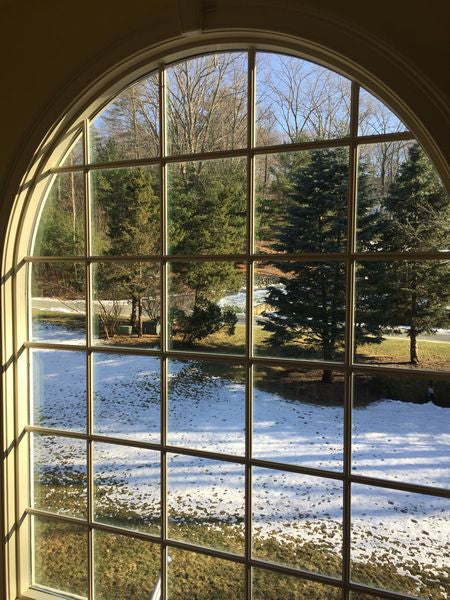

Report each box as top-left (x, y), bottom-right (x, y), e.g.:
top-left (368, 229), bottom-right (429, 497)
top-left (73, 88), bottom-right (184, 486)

top-left (263, 147), bottom-right (382, 382)
top-left (94, 141), bottom-right (160, 335)
top-left (379, 144), bottom-right (450, 364)
top-left (168, 159), bottom-right (246, 342)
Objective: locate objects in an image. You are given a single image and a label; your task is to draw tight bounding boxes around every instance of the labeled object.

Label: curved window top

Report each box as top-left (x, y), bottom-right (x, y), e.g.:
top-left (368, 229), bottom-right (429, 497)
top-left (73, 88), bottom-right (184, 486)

top-left (82, 50), bottom-right (408, 166)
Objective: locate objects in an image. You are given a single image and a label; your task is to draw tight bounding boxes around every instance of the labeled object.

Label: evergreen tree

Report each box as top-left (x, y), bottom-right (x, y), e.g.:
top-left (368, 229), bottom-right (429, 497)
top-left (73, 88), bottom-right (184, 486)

top-left (34, 172), bottom-right (84, 297)
top-left (263, 147), bottom-right (382, 382)
top-left (255, 147), bottom-right (309, 249)
top-left (94, 141), bottom-right (160, 335)
top-left (379, 144), bottom-right (450, 363)
top-left (168, 159), bottom-right (246, 342)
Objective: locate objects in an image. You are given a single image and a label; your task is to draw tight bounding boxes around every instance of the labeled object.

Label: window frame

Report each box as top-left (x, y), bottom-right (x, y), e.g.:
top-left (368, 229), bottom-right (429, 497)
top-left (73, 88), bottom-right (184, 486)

top-left (2, 40), bottom-right (449, 600)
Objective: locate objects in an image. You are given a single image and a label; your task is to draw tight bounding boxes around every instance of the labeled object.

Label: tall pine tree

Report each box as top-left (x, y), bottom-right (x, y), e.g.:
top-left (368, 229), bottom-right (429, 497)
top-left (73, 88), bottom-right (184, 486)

top-left (168, 159), bottom-right (246, 342)
top-left (94, 141), bottom-right (160, 335)
top-left (263, 147), bottom-right (382, 382)
top-left (379, 144), bottom-right (450, 364)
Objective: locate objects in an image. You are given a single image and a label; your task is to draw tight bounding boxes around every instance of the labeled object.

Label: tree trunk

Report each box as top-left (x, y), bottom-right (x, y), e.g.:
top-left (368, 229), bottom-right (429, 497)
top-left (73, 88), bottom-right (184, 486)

top-left (137, 298), bottom-right (143, 337)
top-left (70, 171), bottom-right (79, 280)
top-left (410, 325), bottom-right (419, 364)
top-left (130, 298), bottom-right (137, 331)
top-left (322, 341), bottom-right (334, 384)
top-left (410, 274), bottom-right (419, 364)
top-left (322, 369), bottom-right (334, 384)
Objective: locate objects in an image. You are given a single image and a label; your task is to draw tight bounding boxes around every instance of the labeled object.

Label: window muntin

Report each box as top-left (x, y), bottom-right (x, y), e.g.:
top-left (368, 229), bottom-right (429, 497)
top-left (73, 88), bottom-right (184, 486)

top-left (24, 49), bottom-right (450, 600)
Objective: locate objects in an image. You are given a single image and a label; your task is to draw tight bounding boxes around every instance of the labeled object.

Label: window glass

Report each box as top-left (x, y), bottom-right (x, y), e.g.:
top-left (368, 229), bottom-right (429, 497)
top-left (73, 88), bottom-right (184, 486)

top-left (252, 468), bottom-right (343, 576)
top-left (33, 516), bottom-right (88, 597)
top-left (60, 131), bottom-right (83, 167)
top-left (168, 548), bottom-right (245, 599)
top-left (358, 87), bottom-right (408, 136)
top-left (167, 52), bottom-right (247, 155)
top-left (31, 349), bottom-right (86, 432)
top-left (31, 261), bottom-right (86, 344)
top-left (255, 148), bottom-right (349, 254)
top-left (168, 454), bottom-right (245, 553)
top-left (90, 164), bottom-right (160, 256)
top-left (89, 72), bottom-right (159, 162)
top-left (168, 359), bottom-right (246, 455)
top-left (256, 52), bottom-right (351, 144)
top-left (33, 172), bottom-right (84, 257)
top-left (351, 484), bottom-right (449, 598)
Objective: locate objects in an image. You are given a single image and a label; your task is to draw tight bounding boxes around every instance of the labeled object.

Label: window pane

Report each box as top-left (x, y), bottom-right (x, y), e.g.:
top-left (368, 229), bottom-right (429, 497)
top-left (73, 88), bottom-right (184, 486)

top-left (169, 261), bottom-right (246, 354)
top-left (93, 353), bottom-right (160, 443)
top-left (168, 548), bottom-right (245, 599)
top-left (357, 142), bottom-right (449, 253)
top-left (253, 366), bottom-right (343, 471)
top-left (354, 260), bottom-right (450, 371)
top-left (94, 530), bottom-right (160, 598)
top-left (31, 261), bottom-right (86, 344)
top-left (33, 172), bottom-right (84, 256)
top-left (168, 454), bottom-right (245, 554)
top-left (252, 568), bottom-right (342, 599)
top-left (351, 484), bottom-right (450, 598)
top-left (33, 515), bottom-right (88, 597)
top-left (252, 467), bottom-right (342, 576)
top-left (90, 164), bottom-right (160, 256)
top-left (167, 52), bottom-right (247, 155)
top-left (255, 148), bottom-right (349, 254)
top-left (254, 261), bottom-right (346, 362)
top-left (167, 158), bottom-right (247, 255)
top-left (60, 131), bottom-right (83, 167)
top-left (93, 442), bottom-right (160, 534)
top-left (89, 72), bottom-right (159, 162)
top-left (256, 52), bottom-right (351, 145)
top-left (168, 359), bottom-right (245, 455)
top-left (353, 373), bottom-right (450, 488)
top-left (33, 433), bottom-right (87, 519)
top-left (92, 261), bottom-right (160, 349)
top-left (358, 87), bottom-right (408, 136)
top-left (31, 349), bottom-right (86, 432)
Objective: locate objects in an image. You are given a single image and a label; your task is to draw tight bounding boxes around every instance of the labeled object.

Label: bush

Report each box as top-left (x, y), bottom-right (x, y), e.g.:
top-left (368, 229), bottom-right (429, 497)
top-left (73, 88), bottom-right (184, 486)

top-left (174, 299), bottom-right (237, 344)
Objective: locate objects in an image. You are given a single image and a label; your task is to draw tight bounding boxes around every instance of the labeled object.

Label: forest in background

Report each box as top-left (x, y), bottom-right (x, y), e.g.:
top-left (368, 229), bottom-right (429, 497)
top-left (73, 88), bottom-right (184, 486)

top-left (32, 52), bottom-right (450, 372)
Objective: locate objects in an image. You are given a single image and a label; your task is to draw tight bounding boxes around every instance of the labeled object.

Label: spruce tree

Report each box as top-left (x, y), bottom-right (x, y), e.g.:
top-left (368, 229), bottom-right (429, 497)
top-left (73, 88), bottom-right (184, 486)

top-left (263, 147), bottom-right (382, 382)
top-left (379, 144), bottom-right (450, 364)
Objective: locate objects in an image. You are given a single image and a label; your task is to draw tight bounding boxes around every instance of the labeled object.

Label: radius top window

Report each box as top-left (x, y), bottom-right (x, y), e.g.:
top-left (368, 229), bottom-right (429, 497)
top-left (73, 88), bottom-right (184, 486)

top-left (21, 49), bottom-right (450, 600)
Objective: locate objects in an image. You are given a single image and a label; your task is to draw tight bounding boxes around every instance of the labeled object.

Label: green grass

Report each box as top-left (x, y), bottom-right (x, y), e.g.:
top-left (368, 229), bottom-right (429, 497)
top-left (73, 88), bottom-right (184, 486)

top-left (33, 511), bottom-right (450, 599)
top-left (356, 336), bottom-right (450, 370)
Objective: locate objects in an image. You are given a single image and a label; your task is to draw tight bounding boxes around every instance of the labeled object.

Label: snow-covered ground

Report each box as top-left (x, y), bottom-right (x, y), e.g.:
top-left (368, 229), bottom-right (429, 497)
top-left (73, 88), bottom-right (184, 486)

top-left (31, 323), bottom-right (450, 597)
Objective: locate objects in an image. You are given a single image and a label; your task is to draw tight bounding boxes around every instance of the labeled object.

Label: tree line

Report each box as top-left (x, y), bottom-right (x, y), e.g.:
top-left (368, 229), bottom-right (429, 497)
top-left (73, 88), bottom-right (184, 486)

top-left (33, 53), bottom-right (449, 363)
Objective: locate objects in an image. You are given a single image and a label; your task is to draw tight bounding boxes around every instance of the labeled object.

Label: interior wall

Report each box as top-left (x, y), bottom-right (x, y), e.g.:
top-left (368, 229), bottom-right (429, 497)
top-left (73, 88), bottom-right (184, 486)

top-left (0, 0), bottom-right (448, 203)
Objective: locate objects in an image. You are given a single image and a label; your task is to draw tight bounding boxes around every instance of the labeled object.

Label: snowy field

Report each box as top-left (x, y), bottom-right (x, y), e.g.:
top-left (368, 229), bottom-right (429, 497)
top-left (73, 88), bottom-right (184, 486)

top-left (31, 323), bottom-right (450, 597)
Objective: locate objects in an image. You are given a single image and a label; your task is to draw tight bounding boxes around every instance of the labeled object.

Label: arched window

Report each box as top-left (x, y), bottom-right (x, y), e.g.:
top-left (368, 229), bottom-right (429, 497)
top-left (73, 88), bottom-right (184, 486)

top-left (5, 47), bottom-right (450, 600)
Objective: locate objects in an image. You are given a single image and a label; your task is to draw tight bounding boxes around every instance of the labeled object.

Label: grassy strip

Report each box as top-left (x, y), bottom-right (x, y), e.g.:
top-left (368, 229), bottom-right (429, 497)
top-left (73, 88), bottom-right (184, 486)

top-left (35, 312), bottom-right (449, 368)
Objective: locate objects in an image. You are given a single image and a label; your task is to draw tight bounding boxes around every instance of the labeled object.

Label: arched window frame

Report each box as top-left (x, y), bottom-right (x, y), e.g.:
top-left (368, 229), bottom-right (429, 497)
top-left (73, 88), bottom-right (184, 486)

top-left (1, 33), bottom-right (449, 600)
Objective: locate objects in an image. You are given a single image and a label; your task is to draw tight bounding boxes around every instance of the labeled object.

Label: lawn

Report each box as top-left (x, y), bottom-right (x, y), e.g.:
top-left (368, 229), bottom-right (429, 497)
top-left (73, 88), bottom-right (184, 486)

top-left (34, 513), bottom-right (449, 599)
top-left (30, 316), bottom-right (450, 599)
